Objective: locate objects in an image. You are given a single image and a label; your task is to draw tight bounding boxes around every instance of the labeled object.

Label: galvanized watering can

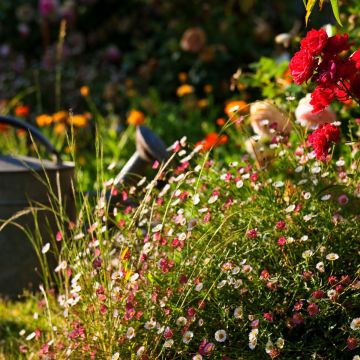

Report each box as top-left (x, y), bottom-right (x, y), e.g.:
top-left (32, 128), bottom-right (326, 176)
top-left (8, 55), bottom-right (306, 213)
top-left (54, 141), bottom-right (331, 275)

top-left (0, 116), bottom-right (75, 297)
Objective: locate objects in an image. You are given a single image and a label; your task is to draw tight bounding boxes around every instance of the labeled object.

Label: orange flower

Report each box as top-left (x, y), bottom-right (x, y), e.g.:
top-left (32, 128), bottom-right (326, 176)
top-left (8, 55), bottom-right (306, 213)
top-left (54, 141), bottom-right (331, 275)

top-left (15, 105), bottom-right (30, 117)
top-left (54, 123), bottom-right (66, 135)
top-left (203, 84), bottom-right (213, 94)
top-left (127, 110), bottom-right (145, 126)
top-left (52, 111), bottom-right (68, 123)
top-left (80, 86), bottom-right (90, 97)
top-left (196, 132), bottom-right (228, 152)
top-left (176, 84), bottom-right (194, 97)
top-left (178, 72), bottom-right (188, 83)
top-left (224, 100), bottom-right (249, 117)
top-left (36, 114), bottom-right (53, 127)
top-left (277, 68), bottom-right (293, 87)
top-left (197, 99), bottom-right (209, 108)
top-left (68, 114), bottom-right (88, 127)
top-left (216, 117), bottom-right (226, 126)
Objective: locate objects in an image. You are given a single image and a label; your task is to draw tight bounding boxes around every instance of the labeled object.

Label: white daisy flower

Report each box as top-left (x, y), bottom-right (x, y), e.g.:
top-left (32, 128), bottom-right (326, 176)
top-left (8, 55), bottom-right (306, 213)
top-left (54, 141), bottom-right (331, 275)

top-left (350, 318), bottom-right (360, 330)
top-left (326, 253), bottom-right (339, 261)
top-left (183, 331), bottom-right (194, 344)
top-left (176, 317), bottom-right (187, 327)
top-left (234, 307), bottom-right (243, 319)
top-left (126, 327), bottom-right (135, 339)
top-left (215, 329), bottom-right (227, 342)
top-left (302, 250), bottom-right (314, 259)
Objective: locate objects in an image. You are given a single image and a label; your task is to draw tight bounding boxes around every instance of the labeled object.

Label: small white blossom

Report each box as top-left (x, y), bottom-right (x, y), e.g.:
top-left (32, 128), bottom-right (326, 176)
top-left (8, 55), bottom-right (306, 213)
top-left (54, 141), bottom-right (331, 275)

top-left (176, 317), bottom-right (187, 327)
top-left (183, 331), bottom-right (194, 344)
top-left (234, 307), bottom-right (243, 319)
top-left (326, 253), bottom-right (339, 261)
top-left (285, 204), bottom-right (296, 213)
top-left (321, 194), bottom-right (332, 201)
top-left (302, 250), bottom-right (314, 259)
top-left (215, 329), bottom-right (227, 342)
top-left (316, 261), bottom-right (325, 272)
top-left (350, 318), bottom-right (360, 330)
top-left (41, 243), bottom-right (50, 254)
top-left (163, 339), bottom-right (174, 348)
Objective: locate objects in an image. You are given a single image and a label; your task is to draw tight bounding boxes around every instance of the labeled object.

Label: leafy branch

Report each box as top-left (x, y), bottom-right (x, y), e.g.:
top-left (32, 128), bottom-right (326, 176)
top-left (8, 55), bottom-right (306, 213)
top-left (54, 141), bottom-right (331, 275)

top-left (304, 0), bottom-right (342, 26)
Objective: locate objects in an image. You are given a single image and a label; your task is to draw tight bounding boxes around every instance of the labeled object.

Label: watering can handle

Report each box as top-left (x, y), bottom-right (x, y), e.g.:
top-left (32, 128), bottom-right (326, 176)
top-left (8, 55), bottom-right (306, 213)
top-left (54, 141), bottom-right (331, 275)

top-left (0, 115), bottom-right (62, 163)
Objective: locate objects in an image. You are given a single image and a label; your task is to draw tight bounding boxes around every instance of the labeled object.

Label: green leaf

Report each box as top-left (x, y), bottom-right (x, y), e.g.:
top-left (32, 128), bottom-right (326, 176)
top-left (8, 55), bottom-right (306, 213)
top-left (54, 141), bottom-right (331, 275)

top-left (305, 0), bottom-right (317, 26)
top-left (330, 0), bottom-right (342, 26)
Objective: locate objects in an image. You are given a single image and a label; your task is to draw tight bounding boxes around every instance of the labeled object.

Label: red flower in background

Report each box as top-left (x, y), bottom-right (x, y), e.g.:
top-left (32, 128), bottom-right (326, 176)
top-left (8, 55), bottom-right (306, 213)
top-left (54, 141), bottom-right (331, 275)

top-left (307, 123), bottom-right (340, 161)
top-left (300, 28), bottom-right (328, 55)
top-left (15, 105), bottom-right (30, 117)
top-left (196, 132), bottom-right (228, 151)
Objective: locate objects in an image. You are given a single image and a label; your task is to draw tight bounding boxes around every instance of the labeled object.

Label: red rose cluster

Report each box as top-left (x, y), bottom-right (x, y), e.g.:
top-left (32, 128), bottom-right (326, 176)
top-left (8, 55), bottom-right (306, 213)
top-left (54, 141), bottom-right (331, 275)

top-left (290, 28), bottom-right (360, 112)
top-left (307, 123), bottom-right (340, 161)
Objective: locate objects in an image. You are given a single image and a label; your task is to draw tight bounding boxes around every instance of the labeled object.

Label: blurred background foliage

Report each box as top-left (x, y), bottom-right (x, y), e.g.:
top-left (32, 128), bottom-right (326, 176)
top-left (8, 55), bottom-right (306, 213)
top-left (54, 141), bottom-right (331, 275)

top-left (0, 0), bottom-right (356, 189)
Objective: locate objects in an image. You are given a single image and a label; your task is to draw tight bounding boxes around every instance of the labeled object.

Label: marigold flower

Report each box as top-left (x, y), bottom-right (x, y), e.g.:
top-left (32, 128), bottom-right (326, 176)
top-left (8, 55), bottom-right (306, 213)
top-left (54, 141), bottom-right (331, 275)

top-left (36, 114), bottom-right (53, 127)
top-left (52, 111), bottom-right (68, 123)
top-left (176, 84), bottom-right (194, 97)
top-left (127, 110), bottom-right (145, 126)
top-left (224, 100), bottom-right (249, 117)
top-left (68, 114), bottom-right (88, 127)
top-left (80, 86), bottom-right (90, 97)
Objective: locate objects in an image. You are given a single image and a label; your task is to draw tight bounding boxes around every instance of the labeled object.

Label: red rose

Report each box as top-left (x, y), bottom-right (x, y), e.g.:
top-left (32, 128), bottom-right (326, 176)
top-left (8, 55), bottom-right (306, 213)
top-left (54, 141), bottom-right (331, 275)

top-left (307, 123), bottom-right (340, 161)
top-left (300, 28), bottom-right (328, 55)
top-left (310, 85), bottom-right (335, 113)
top-left (351, 48), bottom-right (360, 70)
top-left (324, 33), bottom-right (350, 54)
top-left (350, 73), bottom-right (360, 99)
top-left (290, 49), bottom-right (317, 85)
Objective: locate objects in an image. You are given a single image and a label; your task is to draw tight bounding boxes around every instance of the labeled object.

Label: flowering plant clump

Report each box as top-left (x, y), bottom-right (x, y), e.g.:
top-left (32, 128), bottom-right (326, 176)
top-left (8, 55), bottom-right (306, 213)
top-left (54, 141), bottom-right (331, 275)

top-left (290, 28), bottom-right (360, 112)
top-left (13, 116), bottom-right (360, 359)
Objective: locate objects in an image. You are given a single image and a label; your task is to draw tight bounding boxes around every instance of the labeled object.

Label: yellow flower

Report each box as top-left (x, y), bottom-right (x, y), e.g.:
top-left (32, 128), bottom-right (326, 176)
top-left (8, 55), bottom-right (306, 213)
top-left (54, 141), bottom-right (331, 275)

top-left (36, 114), bottom-right (53, 127)
top-left (68, 114), bottom-right (88, 127)
top-left (52, 111), bottom-right (68, 123)
top-left (127, 110), bottom-right (145, 126)
top-left (80, 86), bottom-right (90, 97)
top-left (224, 100), bottom-right (249, 117)
top-left (176, 84), bottom-right (194, 97)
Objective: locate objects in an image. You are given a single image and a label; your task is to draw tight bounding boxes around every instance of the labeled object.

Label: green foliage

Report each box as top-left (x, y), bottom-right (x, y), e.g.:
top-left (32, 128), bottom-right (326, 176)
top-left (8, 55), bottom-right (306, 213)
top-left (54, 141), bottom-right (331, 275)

top-left (304, 0), bottom-right (342, 26)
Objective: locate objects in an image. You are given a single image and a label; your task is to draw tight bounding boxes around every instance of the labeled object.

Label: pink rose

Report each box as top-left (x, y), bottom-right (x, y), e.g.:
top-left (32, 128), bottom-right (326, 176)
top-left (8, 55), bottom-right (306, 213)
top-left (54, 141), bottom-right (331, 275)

top-left (295, 94), bottom-right (336, 127)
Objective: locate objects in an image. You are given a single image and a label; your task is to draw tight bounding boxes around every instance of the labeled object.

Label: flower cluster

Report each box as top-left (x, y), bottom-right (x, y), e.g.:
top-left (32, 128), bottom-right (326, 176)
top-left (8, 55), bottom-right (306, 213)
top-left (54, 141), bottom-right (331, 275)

top-left (290, 28), bottom-right (360, 112)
